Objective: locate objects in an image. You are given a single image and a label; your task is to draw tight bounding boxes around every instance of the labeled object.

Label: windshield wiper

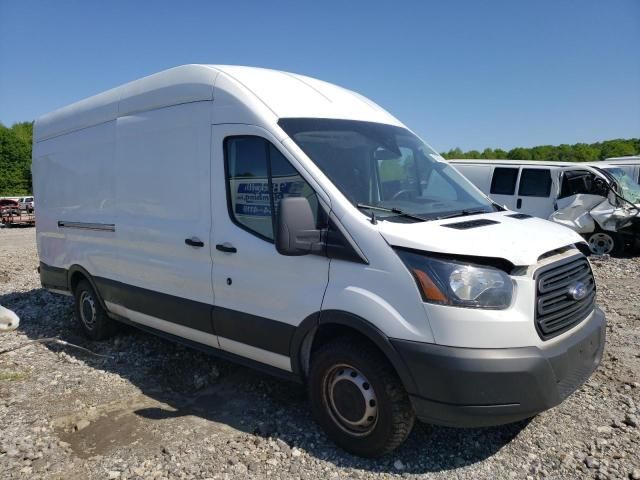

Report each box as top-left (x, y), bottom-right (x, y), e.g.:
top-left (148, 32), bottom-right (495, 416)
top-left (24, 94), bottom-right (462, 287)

top-left (436, 208), bottom-right (489, 220)
top-left (356, 203), bottom-right (427, 222)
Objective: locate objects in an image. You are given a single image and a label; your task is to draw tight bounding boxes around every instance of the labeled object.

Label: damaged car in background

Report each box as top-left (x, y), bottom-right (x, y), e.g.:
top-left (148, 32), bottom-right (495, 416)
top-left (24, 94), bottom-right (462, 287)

top-left (451, 160), bottom-right (640, 255)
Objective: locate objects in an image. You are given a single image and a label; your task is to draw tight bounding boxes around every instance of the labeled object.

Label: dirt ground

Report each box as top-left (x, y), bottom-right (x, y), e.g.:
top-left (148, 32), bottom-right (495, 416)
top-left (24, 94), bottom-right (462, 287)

top-left (1, 227), bottom-right (639, 479)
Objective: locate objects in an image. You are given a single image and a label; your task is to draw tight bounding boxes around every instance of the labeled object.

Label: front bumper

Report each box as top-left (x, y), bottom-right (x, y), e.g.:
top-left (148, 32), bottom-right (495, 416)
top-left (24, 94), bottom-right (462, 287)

top-left (391, 307), bottom-right (606, 428)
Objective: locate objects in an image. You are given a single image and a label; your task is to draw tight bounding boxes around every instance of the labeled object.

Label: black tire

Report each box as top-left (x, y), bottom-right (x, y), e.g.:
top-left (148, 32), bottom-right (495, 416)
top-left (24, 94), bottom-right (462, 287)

top-left (308, 337), bottom-right (415, 457)
top-left (73, 279), bottom-right (117, 340)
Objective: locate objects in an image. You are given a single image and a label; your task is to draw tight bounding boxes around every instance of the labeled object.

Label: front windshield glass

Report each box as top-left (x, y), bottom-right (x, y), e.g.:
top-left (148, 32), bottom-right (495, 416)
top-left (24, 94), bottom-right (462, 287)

top-left (603, 167), bottom-right (640, 203)
top-left (279, 118), bottom-right (495, 220)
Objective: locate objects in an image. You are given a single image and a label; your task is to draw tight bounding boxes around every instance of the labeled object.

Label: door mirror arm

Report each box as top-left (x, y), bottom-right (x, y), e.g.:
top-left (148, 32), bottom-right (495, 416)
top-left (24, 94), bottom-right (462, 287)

top-left (292, 228), bottom-right (327, 254)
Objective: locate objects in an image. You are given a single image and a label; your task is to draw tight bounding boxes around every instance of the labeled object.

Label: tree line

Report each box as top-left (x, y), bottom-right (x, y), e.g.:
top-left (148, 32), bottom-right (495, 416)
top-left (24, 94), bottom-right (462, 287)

top-left (0, 121), bottom-right (639, 196)
top-left (441, 138), bottom-right (640, 162)
top-left (0, 122), bottom-right (33, 196)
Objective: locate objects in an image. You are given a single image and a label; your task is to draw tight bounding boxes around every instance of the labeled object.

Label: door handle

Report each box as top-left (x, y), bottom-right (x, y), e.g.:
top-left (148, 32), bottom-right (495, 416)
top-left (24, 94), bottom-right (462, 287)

top-left (516, 198), bottom-right (522, 209)
top-left (216, 243), bottom-right (237, 253)
top-left (185, 237), bottom-right (204, 247)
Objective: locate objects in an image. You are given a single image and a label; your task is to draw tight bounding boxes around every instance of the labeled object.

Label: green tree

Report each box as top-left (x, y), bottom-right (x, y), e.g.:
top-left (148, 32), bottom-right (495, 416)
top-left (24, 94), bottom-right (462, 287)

top-left (0, 122), bottom-right (33, 195)
top-left (599, 139), bottom-right (638, 159)
top-left (492, 148), bottom-right (508, 159)
top-left (507, 147), bottom-right (531, 160)
top-left (441, 147), bottom-right (464, 159)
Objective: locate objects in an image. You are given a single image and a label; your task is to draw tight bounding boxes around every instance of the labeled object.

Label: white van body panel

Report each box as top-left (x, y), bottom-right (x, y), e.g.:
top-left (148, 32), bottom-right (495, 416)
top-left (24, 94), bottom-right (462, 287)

top-left (35, 65), bottom-right (219, 142)
top-left (515, 166), bottom-right (561, 219)
top-left (112, 102), bottom-right (214, 309)
top-left (321, 211), bottom-right (436, 344)
top-left (32, 120), bottom-right (118, 279)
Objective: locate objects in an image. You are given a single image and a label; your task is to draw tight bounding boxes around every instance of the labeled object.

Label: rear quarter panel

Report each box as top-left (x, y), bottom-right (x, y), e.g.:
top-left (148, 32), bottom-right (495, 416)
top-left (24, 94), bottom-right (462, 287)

top-left (32, 121), bottom-right (118, 279)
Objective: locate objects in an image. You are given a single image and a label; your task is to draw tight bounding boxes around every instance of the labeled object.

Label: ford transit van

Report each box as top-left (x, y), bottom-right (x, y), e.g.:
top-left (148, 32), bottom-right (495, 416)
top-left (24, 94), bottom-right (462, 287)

top-left (451, 159), bottom-right (640, 255)
top-left (33, 65), bottom-right (606, 457)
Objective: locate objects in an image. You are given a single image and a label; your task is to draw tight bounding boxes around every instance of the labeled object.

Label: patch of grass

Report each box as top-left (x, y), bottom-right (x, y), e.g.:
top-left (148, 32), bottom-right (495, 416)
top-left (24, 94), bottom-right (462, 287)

top-left (0, 370), bottom-right (28, 381)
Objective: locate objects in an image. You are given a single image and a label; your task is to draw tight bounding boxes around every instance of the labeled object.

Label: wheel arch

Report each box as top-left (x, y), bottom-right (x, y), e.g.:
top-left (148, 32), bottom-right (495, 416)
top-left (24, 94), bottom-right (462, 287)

top-left (290, 310), bottom-right (418, 395)
top-left (67, 265), bottom-right (108, 310)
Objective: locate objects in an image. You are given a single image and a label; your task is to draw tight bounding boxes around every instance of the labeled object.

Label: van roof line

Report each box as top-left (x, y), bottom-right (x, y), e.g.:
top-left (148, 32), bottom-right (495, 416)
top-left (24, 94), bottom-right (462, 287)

top-left (34, 64), bottom-right (402, 143)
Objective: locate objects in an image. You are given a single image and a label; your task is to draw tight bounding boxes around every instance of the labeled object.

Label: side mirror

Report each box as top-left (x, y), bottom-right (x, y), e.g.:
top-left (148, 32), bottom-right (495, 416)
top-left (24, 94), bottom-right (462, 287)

top-left (276, 197), bottom-right (325, 256)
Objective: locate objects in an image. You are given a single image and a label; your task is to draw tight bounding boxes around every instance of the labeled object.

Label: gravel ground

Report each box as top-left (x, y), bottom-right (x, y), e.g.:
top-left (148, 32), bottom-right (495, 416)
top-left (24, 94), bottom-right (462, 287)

top-left (1, 227), bottom-right (639, 480)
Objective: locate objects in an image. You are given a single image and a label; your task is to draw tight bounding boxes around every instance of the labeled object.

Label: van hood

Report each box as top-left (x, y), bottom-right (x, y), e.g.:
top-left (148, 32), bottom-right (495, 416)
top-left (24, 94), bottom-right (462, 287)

top-left (377, 211), bottom-right (585, 266)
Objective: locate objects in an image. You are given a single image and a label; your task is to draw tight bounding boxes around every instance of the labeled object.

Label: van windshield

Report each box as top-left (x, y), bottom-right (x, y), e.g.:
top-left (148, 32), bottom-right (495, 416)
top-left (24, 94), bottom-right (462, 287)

top-left (278, 118), bottom-right (495, 221)
top-left (603, 167), bottom-right (640, 204)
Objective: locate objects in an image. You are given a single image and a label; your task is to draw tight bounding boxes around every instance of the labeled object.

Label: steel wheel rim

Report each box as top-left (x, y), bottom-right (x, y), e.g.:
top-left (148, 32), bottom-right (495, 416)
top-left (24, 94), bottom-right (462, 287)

top-left (323, 364), bottom-right (378, 436)
top-left (588, 233), bottom-right (614, 255)
top-left (79, 291), bottom-right (97, 330)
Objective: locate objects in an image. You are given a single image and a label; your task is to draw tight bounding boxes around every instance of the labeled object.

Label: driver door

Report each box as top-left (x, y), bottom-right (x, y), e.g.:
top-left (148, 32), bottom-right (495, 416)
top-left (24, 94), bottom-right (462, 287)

top-left (210, 124), bottom-right (330, 372)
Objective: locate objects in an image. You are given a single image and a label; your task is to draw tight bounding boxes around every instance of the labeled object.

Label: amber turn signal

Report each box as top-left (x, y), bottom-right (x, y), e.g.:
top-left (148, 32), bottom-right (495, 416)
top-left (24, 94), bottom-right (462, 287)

top-left (411, 268), bottom-right (448, 303)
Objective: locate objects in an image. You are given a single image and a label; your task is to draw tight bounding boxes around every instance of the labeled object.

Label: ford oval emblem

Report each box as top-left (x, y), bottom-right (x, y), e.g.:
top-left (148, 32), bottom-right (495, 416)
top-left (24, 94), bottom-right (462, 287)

top-left (568, 281), bottom-right (588, 301)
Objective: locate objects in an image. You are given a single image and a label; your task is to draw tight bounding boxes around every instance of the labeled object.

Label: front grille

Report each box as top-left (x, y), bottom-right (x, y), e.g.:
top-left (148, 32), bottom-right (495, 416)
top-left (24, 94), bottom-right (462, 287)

top-left (535, 256), bottom-right (595, 340)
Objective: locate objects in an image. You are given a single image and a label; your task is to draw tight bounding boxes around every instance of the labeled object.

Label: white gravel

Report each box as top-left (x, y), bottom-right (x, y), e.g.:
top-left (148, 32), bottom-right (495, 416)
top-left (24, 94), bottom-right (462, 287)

top-left (1, 227), bottom-right (639, 479)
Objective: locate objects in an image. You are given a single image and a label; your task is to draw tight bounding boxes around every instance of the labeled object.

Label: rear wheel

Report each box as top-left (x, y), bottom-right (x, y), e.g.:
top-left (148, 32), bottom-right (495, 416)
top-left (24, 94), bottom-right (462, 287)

top-left (308, 337), bottom-right (415, 457)
top-left (73, 279), bottom-right (117, 340)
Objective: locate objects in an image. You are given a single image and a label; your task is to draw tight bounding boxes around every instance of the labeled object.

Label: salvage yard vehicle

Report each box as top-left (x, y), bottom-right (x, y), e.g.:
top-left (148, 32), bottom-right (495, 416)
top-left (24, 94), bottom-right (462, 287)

top-left (33, 65), bottom-right (606, 457)
top-left (600, 156), bottom-right (640, 184)
top-left (18, 196), bottom-right (35, 213)
top-left (451, 159), bottom-right (640, 255)
top-left (0, 199), bottom-right (21, 216)
top-left (0, 199), bottom-right (35, 227)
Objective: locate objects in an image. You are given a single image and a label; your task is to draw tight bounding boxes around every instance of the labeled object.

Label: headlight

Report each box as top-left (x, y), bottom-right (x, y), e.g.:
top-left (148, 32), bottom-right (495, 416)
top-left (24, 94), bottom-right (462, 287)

top-left (395, 249), bottom-right (514, 309)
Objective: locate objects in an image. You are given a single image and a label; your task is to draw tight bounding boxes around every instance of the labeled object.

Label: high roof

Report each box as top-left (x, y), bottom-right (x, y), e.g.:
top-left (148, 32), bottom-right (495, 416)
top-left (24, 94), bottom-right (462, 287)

top-left (602, 156), bottom-right (640, 164)
top-left (34, 65), bottom-right (402, 142)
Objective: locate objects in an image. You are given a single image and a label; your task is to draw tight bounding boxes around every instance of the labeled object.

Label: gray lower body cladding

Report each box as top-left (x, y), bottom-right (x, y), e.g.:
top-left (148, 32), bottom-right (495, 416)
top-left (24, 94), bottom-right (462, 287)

top-left (391, 307), bottom-right (606, 428)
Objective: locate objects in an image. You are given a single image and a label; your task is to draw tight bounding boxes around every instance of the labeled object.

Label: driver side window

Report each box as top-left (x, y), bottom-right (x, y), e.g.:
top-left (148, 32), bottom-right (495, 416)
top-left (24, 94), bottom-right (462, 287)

top-left (559, 170), bottom-right (596, 199)
top-left (225, 136), bottom-right (319, 242)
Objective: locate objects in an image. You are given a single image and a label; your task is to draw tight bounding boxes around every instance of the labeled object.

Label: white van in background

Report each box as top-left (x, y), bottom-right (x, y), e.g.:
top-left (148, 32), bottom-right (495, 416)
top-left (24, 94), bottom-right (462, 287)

top-left (451, 159), bottom-right (640, 255)
top-left (599, 156), bottom-right (640, 184)
top-left (17, 196), bottom-right (35, 212)
top-left (33, 65), bottom-right (605, 456)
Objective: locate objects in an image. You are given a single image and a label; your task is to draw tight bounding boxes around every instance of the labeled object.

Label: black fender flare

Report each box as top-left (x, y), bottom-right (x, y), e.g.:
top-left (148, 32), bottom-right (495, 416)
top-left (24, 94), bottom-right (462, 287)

top-left (67, 265), bottom-right (109, 310)
top-left (289, 309), bottom-right (418, 395)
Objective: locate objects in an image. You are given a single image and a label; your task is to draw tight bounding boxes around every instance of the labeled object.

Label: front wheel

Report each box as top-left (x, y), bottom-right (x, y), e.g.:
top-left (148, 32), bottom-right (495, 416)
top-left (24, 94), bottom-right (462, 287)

top-left (308, 338), bottom-right (415, 457)
top-left (587, 230), bottom-right (623, 256)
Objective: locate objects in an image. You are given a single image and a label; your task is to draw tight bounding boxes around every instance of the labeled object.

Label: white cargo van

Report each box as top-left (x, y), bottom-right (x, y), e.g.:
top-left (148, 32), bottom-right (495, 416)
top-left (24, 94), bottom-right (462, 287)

top-left (451, 159), bottom-right (640, 255)
top-left (33, 65), bottom-right (605, 457)
top-left (599, 156), bottom-right (640, 184)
